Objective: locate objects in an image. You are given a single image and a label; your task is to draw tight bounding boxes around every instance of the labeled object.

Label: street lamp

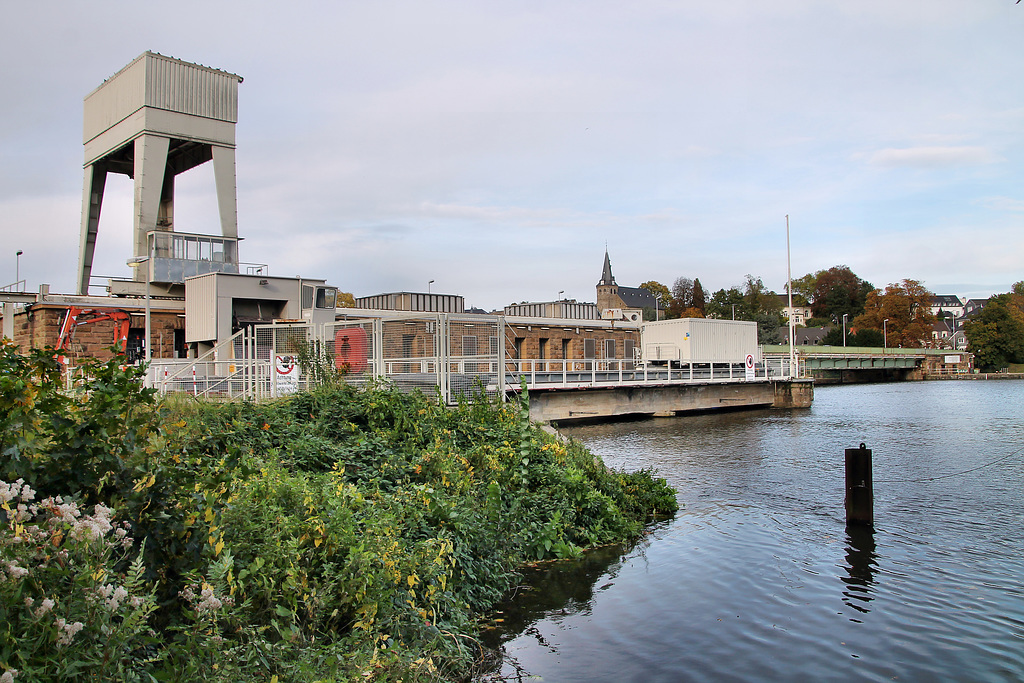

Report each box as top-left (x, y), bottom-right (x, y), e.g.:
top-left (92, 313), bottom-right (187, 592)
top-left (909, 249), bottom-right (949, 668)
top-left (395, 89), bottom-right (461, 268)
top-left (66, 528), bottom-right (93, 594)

top-left (842, 313), bottom-right (848, 348)
top-left (883, 318), bottom-right (889, 351)
top-left (558, 290), bottom-right (564, 301)
top-left (15, 250), bottom-right (23, 291)
top-left (127, 253), bottom-right (152, 375)
top-left (656, 294), bottom-right (662, 322)
top-left (428, 280), bottom-right (434, 295)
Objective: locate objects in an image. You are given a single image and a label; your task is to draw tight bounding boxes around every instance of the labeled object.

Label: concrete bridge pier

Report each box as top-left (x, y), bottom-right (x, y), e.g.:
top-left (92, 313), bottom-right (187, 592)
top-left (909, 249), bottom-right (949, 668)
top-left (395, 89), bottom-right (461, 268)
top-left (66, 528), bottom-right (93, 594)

top-left (527, 379), bottom-right (813, 423)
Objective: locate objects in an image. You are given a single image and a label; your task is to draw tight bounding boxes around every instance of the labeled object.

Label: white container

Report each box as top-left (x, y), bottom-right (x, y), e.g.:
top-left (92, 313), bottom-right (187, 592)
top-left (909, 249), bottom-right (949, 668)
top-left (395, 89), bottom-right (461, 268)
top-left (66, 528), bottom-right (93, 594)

top-left (641, 318), bottom-right (759, 364)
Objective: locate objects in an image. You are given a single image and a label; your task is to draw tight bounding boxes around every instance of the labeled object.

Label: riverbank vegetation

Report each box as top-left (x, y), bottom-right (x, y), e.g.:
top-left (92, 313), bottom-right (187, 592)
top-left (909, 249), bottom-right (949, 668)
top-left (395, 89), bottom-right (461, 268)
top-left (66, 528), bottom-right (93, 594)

top-left (0, 340), bottom-right (677, 682)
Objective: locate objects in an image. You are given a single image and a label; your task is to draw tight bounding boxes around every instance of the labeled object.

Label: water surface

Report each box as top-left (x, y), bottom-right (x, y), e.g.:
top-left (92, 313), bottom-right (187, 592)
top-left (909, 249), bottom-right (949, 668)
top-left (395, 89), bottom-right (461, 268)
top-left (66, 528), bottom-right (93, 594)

top-left (481, 381), bottom-right (1024, 682)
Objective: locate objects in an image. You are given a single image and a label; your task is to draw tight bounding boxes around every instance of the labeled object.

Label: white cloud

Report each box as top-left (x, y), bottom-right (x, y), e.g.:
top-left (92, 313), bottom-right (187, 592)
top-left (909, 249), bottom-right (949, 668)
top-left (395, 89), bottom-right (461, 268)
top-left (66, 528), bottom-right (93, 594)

top-left (864, 146), bottom-right (1003, 168)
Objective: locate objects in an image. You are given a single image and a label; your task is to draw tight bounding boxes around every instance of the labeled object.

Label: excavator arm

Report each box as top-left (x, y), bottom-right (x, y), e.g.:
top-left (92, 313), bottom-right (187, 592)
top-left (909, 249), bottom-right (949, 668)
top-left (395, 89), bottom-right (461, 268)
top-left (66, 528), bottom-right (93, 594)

top-left (56, 306), bottom-right (132, 365)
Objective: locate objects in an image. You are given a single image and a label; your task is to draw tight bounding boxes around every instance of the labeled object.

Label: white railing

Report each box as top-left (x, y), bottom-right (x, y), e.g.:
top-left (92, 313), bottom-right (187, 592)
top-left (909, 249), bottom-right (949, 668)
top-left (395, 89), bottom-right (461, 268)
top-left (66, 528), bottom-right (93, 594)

top-left (505, 357), bottom-right (783, 389)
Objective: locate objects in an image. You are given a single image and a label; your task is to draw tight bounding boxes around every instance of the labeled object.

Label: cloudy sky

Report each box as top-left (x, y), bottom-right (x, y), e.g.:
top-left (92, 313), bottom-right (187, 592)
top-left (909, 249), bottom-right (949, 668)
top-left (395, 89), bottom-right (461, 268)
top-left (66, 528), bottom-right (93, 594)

top-left (2, 1), bottom-right (1022, 311)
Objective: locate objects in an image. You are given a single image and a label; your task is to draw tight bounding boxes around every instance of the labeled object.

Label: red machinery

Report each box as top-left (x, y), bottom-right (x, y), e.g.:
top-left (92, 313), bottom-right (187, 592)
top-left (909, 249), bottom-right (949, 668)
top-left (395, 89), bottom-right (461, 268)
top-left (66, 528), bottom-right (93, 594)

top-left (56, 307), bottom-right (132, 365)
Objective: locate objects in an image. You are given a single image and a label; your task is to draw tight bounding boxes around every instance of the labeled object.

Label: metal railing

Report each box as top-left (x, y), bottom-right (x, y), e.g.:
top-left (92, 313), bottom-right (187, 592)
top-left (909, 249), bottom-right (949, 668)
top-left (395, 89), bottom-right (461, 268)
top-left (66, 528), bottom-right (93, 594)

top-left (145, 317), bottom-right (797, 402)
top-left (505, 356), bottom-right (789, 389)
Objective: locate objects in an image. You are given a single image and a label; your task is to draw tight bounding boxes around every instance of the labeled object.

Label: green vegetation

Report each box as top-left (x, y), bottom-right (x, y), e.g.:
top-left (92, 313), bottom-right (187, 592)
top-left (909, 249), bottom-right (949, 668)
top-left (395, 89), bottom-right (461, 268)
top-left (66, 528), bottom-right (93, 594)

top-left (964, 282), bottom-right (1024, 370)
top-left (0, 340), bottom-right (677, 682)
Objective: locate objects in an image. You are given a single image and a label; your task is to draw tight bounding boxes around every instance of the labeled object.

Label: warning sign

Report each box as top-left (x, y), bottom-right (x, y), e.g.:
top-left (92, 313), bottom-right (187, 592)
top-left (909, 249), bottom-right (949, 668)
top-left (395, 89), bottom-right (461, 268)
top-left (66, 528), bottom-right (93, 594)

top-left (275, 355), bottom-right (300, 395)
top-left (745, 354), bottom-right (756, 381)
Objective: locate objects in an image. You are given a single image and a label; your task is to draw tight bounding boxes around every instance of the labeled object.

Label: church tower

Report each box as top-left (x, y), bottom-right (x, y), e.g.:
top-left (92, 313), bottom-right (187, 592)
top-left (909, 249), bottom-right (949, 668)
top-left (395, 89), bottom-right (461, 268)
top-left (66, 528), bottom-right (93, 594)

top-left (596, 249), bottom-right (620, 312)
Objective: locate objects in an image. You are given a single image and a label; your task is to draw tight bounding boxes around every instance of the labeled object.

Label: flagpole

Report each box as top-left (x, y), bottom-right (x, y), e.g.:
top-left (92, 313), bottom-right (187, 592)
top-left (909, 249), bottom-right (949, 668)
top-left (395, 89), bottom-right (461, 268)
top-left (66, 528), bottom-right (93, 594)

top-left (786, 215), bottom-right (796, 378)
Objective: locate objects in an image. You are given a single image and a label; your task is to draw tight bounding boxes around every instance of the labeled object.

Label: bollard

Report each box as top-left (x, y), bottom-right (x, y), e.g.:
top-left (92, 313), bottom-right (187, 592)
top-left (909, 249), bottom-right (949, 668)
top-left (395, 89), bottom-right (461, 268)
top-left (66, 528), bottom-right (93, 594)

top-left (845, 443), bottom-right (873, 526)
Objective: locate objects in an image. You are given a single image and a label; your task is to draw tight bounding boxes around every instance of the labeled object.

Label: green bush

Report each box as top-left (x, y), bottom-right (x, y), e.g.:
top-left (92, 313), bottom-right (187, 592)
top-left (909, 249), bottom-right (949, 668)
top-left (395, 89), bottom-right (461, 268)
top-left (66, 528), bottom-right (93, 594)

top-left (0, 340), bottom-right (677, 681)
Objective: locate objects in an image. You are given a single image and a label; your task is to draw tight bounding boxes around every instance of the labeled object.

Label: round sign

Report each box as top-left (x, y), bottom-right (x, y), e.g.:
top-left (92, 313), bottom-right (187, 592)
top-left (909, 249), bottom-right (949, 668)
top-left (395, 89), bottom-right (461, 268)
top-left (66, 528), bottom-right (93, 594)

top-left (745, 354), bottom-right (755, 369)
top-left (275, 355), bottom-right (297, 375)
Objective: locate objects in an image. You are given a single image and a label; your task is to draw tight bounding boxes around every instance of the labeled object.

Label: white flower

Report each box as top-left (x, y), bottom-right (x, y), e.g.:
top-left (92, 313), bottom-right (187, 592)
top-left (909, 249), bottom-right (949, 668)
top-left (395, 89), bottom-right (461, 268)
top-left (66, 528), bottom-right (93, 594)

top-left (69, 504), bottom-right (114, 541)
top-left (55, 619), bottom-right (85, 646)
top-left (34, 597), bottom-right (55, 618)
top-left (1, 668), bottom-right (19, 683)
top-left (195, 587), bottom-right (223, 613)
top-left (4, 561), bottom-right (28, 580)
top-left (106, 585), bottom-right (129, 612)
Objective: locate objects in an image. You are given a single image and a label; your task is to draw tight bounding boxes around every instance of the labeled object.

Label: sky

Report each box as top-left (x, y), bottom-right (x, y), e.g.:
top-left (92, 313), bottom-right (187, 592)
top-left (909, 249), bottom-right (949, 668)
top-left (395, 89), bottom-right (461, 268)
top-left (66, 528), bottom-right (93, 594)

top-left (2, 0), bottom-right (1022, 312)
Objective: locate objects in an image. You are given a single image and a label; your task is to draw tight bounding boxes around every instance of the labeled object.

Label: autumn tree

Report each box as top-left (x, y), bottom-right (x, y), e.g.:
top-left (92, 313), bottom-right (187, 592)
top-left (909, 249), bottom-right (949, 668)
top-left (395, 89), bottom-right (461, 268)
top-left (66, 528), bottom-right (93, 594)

top-left (852, 279), bottom-right (935, 347)
top-left (639, 281), bottom-right (671, 320)
top-left (964, 284), bottom-right (1024, 369)
top-left (668, 277), bottom-right (694, 319)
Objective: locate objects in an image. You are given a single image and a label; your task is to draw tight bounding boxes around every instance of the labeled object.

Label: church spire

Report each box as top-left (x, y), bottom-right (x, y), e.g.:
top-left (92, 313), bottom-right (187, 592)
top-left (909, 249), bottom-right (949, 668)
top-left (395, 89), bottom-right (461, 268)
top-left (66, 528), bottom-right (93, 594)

top-left (598, 249), bottom-right (616, 286)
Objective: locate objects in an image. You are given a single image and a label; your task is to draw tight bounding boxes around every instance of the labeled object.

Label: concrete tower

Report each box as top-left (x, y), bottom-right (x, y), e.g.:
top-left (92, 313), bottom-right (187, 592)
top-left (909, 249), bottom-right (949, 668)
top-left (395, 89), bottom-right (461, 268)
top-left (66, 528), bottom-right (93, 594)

top-left (77, 52), bottom-right (243, 294)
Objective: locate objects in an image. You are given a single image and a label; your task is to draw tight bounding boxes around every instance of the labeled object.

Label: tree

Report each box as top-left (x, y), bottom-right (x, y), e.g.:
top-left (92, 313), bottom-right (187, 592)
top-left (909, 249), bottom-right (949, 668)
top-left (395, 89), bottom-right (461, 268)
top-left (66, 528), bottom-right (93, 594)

top-left (852, 279), bottom-right (935, 347)
top-left (639, 281), bottom-right (671, 320)
top-left (705, 287), bottom-right (744, 320)
top-left (668, 277), bottom-right (694, 319)
top-left (337, 291), bottom-right (356, 308)
top-left (852, 328), bottom-right (883, 347)
top-left (822, 327), bottom-right (852, 346)
top-left (792, 265), bottom-right (872, 322)
top-left (692, 278), bottom-right (706, 314)
top-left (705, 276), bottom-right (782, 343)
top-left (964, 289), bottom-right (1024, 370)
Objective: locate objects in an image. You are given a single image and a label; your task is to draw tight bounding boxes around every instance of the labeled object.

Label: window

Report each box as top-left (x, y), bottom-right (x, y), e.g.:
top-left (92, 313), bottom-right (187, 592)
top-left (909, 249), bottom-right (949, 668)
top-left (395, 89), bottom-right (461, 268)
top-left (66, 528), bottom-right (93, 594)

top-left (315, 287), bottom-right (337, 309)
top-left (604, 339), bottom-right (616, 359)
top-left (462, 336), bottom-right (478, 356)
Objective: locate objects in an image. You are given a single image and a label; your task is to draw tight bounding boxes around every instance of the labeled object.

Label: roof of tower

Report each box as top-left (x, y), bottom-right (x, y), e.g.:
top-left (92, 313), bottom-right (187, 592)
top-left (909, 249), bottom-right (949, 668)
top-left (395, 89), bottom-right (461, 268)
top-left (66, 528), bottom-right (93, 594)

top-left (597, 250), bottom-right (616, 286)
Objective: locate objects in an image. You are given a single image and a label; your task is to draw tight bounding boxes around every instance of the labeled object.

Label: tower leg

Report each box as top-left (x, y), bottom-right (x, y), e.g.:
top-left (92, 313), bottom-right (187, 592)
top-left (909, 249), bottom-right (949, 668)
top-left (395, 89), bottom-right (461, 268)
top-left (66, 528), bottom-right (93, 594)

top-left (133, 134), bottom-right (170, 271)
top-left (77, 164), bottom-right (107, 295)
top-left (212, 145), bottom-right (238, 239)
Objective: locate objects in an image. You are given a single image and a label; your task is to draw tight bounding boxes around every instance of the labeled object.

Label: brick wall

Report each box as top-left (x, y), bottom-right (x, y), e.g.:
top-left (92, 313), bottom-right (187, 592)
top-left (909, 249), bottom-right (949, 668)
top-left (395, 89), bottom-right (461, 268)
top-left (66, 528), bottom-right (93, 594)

top-left (5, 304), bottom-right (184, 362)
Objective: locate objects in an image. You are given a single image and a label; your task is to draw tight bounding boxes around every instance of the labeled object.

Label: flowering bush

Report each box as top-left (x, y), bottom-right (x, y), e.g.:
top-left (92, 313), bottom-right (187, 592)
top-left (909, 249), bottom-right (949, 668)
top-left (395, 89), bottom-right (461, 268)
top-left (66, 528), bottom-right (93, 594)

top-left (0, 479), bottom-right (156, 682)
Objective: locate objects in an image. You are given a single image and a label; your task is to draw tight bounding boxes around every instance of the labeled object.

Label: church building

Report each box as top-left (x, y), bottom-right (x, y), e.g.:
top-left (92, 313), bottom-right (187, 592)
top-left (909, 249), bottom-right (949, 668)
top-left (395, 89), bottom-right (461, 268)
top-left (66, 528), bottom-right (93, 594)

top-left (596, 250), bottom-right (656, 323)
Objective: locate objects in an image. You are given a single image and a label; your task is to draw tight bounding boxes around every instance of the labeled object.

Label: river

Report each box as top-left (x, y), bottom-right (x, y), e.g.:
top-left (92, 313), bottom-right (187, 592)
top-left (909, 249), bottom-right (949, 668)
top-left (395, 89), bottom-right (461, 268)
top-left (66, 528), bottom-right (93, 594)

top-left (479, 381), bottom-right (1024, 682)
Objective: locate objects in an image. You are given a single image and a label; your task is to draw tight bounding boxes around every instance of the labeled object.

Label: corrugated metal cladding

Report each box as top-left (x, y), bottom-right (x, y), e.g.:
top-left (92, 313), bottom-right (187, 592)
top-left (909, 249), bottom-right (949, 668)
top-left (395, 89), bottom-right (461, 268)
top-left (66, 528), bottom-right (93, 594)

top-left (145, 53), bottom-right (240, 123)
top-left (84, 52), bottom-right (241, 143)
top-left (184, 274), bottom-right (219, 343)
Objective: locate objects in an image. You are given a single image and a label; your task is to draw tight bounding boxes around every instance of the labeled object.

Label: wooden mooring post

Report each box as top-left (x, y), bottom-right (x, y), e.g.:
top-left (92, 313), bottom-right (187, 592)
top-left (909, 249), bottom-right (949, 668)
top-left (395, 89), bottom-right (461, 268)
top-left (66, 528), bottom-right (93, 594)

top-left (845, 443), bottom-right (874, 526)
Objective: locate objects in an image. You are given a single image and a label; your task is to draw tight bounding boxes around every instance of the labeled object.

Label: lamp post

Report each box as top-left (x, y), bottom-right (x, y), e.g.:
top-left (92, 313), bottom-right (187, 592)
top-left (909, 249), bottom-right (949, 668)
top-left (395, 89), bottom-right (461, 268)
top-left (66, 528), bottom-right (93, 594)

top-left (428, 280), bottom-right (434, 295)
top-left (656, 294), bottom-right (662, 322)
top-left (558, 290), bottom-right (564, 301)
top-left (883, 318), bottom-right (889, 351)
top-left (127, 254), bottom-right (152, 380)
top-left (842, 313), bottom-right (848, 348)
top-left (15, 250), bottom-right (23, 291)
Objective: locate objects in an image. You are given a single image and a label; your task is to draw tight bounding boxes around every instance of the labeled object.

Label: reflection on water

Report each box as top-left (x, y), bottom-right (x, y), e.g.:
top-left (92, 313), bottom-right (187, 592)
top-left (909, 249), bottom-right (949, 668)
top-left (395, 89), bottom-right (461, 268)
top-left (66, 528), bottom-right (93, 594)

top-left (478, 382), bottom-right (1024, 682)
top-left (841, 524), bottom-right (877, 616)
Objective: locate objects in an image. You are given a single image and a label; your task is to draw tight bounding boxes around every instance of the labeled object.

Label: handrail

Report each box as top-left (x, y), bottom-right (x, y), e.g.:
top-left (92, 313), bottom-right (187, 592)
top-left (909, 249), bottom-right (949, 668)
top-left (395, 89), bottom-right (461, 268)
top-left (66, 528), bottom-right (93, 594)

top-left (149, 328), bottom-right (246, 389)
